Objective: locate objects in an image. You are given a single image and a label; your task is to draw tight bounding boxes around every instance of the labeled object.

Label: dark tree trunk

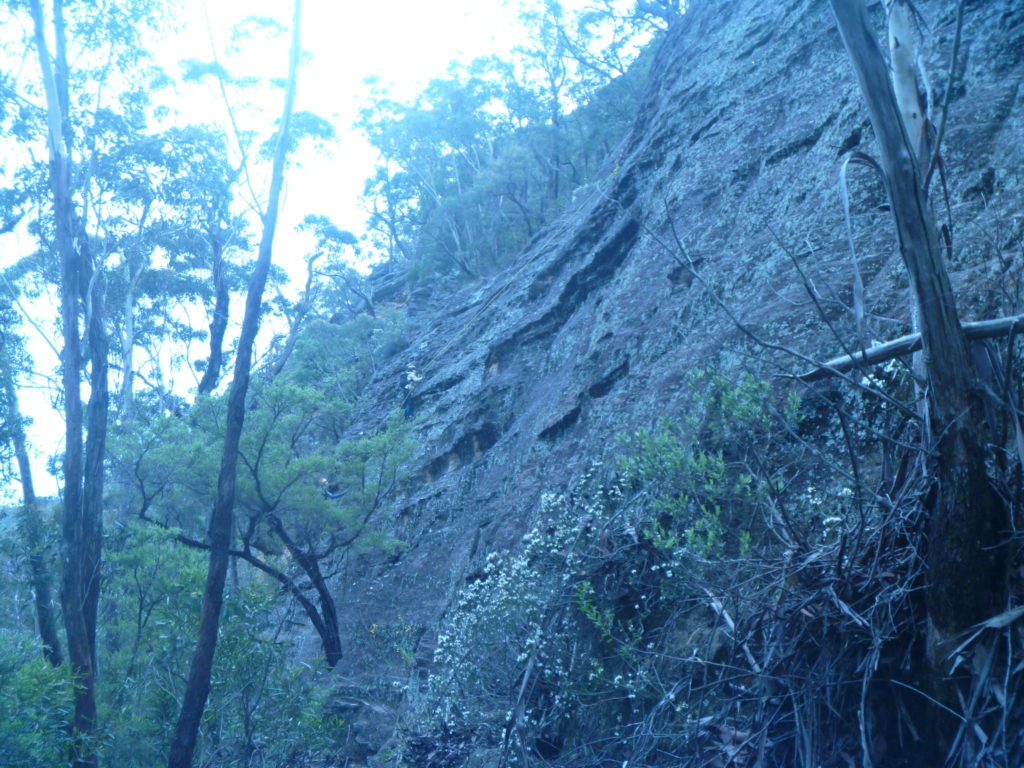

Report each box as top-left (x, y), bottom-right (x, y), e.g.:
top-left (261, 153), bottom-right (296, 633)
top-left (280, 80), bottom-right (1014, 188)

top-left (139, 515), bottom-right (345, 670)
top-left (828, 0), bottom-right (1007, 653)
top-left (828, 0), bottom-right (1009, 757)
top-left (268, 516), bottom-right (343, 666)
top-left (197, 238), bottom-right (229, 395)
top-left (1, 353), bottom-right (63, 667)
top-left (239, 536), bottom-right (342, 667)
top-left (269, 254), bottom-right (316, 378)
top-left (167, 3), bottom-right (303, 765)
top-left (81, 250), bottom-right (109, 672)
top-left (30, 2), bottom-right (104, 765)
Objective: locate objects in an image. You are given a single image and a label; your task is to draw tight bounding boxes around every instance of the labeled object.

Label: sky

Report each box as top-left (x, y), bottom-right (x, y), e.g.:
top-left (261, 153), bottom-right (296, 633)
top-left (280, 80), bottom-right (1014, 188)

top-left (184, 0), bottom-right (531, 273)
top-left (1, 0), bottom-right (557, 500)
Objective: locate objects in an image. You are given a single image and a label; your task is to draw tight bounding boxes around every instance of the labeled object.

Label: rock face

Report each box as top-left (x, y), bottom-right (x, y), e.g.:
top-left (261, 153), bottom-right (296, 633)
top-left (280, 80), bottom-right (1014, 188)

top-left (336, 0), bottom-right (1022, 696)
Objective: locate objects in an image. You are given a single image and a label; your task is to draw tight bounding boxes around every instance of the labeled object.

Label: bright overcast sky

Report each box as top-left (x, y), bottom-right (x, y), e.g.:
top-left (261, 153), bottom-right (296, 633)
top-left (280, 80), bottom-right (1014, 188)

top-left (178, 0), bottom-right (532, 275)
top-left (5, 0), bottom-right (651, 501)
top-left (2, 0), bottom-right (557, 499)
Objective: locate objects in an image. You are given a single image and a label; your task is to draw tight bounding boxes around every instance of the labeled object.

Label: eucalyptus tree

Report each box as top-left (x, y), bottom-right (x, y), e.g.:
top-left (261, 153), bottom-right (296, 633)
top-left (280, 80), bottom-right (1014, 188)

top-left (90, 121), bottom-right (249, 414)
top-left (514, 1), bottom-right (576, 202)
top-left (302, 214), bottom-right (372, 318)
top-left (359, 68), bottom-right (508, 277)
top-left (359, 58), bottom-right (573, 276)
top-left (812, 3), bottom-right (1017, 759)
top-left (227, 314), bottom-right (411, 669)
top-left (222, 345), bottom-right (410, 671)
top-left (9, 1), bottom-right (255, 762)
top-left (358, 0), bottom-right (655, 282)
top-left (167, 1), bottom-right (304, 763)
top-left (264, 213), bottom-right (360, 379)
top-left (827, 0), bottom-right (1010, 657)
top-left (24, 1), bottom-right (168, 762)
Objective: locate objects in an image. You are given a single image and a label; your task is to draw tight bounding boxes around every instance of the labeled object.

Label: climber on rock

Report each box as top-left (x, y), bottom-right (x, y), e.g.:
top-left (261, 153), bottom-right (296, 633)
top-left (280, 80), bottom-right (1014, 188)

top-left (402, 365), bottom-right (423, 419)
top-left (318, 477), bottom-right (344, 499)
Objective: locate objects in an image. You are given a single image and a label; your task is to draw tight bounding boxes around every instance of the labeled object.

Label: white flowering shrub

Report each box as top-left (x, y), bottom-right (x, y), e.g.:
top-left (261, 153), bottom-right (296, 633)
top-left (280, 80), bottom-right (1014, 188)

top-left (413, 373), bottom-right (822, 765)
top-left (430, 471), bottom-right (616, 732)
top-left (410, 366), bottom-right (989, 768)
top-left (423, 473), bottom-right (729, 762)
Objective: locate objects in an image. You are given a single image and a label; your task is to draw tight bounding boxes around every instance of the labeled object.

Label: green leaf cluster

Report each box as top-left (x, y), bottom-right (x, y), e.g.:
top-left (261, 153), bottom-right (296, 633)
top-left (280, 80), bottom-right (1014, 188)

top-left (421, 373), bottom-right (803, 762)
top-left (96, 521), bottom-right (338, 767)
top-left (358, 3), bottom-right (658, 280)
top-left (0, 635), bottom-right (73, 767)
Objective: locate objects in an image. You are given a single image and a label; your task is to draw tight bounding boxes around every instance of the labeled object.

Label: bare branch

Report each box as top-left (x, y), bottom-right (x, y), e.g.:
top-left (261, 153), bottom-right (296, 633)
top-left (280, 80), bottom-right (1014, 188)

top-left (797, 313), bottom-right (1024, 382)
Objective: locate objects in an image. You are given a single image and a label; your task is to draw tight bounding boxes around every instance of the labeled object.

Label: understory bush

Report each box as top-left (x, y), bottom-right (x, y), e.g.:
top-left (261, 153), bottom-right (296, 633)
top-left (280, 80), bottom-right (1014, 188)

top-left (0, 635), bottom-right (73, 767)
top-left (418, 373), bottom-right (808, 764)
top-left (98, 522), bottom-right (342, 768)
top-left (408, 371), bottom-right (1024, 767)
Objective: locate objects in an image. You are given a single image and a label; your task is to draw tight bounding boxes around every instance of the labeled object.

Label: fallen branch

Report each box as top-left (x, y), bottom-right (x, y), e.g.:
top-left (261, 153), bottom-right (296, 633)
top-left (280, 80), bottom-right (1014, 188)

top-left (703, 587), bottom-right (761, 674)
top-left (797, 313), bottom-right (1024, 382)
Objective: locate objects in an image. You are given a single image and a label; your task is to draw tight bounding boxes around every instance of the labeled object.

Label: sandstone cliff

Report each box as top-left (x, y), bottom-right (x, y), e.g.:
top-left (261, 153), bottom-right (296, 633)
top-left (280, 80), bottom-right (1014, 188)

top-left (334, 0), bottom-right (1023, 756)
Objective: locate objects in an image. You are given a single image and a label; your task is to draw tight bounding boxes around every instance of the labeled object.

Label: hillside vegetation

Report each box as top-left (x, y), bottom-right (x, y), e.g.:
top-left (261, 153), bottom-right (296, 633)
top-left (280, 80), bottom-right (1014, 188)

top-left (1, 1), bottom-right (1023, 766)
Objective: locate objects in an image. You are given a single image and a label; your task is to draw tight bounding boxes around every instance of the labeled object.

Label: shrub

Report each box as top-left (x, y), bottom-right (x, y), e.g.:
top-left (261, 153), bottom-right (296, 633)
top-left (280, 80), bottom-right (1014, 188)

top-left (0, 634), bottom-right (73, 767)
top-left (420, 373), bottom-right (805, 765)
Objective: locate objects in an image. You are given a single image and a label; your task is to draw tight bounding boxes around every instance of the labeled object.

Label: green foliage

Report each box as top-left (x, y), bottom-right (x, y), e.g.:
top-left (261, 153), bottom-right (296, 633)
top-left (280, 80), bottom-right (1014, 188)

top-left (574, 580), bottom-right (615, 637)
top-left (0, 635), bottom-right (73, 767)
top-left (197, 592), bottom-right (339, 766)
top-left (233, 311), bottom-right (414, 554)
top-left (108, 307), bottom-right (414, 684)
top-left (358, 2), bottom-right (656, 280)
top-left (0, 0), bottom-right (267, 418)
top-left (619, 371), bottom-right (797, 563)
top-left (112, 308), bottom-right (411, 539)
top-left (623, 423), bottom-right (735, 557)
top-left (288, 309), bottom-right (407, 406)
top-left (97, 521), bottom-right (339, 767)
top-left (421, 373), bottom-right (802, 762)
top-left (98, 522), bottom-right (207, 765)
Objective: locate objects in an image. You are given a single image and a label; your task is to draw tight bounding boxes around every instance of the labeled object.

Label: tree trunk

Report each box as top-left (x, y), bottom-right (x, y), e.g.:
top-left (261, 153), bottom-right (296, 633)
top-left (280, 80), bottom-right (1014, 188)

top-left (828, 0), bottom-right (1007, 652)
top-left (270, 254), bottom-right (317, 378)
top-left (82, 247), bottom-right (109, 675)
top-left (268, 515), bottom-right (343, 667)
top-left (828, 3), bottom-right (1009, 756)
top-left (247, 544), bottom-right (342, 667)
top-left (119, 255), bottom-right (147, 420)
top-left (141, 515), bottom-right (345, 670)
top-left (197, 237), bottom-right (229, 395)
top-left (167, 3), bottom-right (303, 765)
top-left (1, 349), bottom-right (63, 667)
top-left (30, 2), bottom-right (103, 765)
top-left (120, 267), bottom-right (136, 419)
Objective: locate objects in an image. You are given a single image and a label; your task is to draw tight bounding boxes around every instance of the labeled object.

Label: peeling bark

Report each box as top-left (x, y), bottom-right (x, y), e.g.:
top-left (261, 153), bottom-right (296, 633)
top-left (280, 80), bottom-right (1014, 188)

top-left (30, 1), bottom-right (107, 765)
top-left (829, 0), bottom-right (1008, 705)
